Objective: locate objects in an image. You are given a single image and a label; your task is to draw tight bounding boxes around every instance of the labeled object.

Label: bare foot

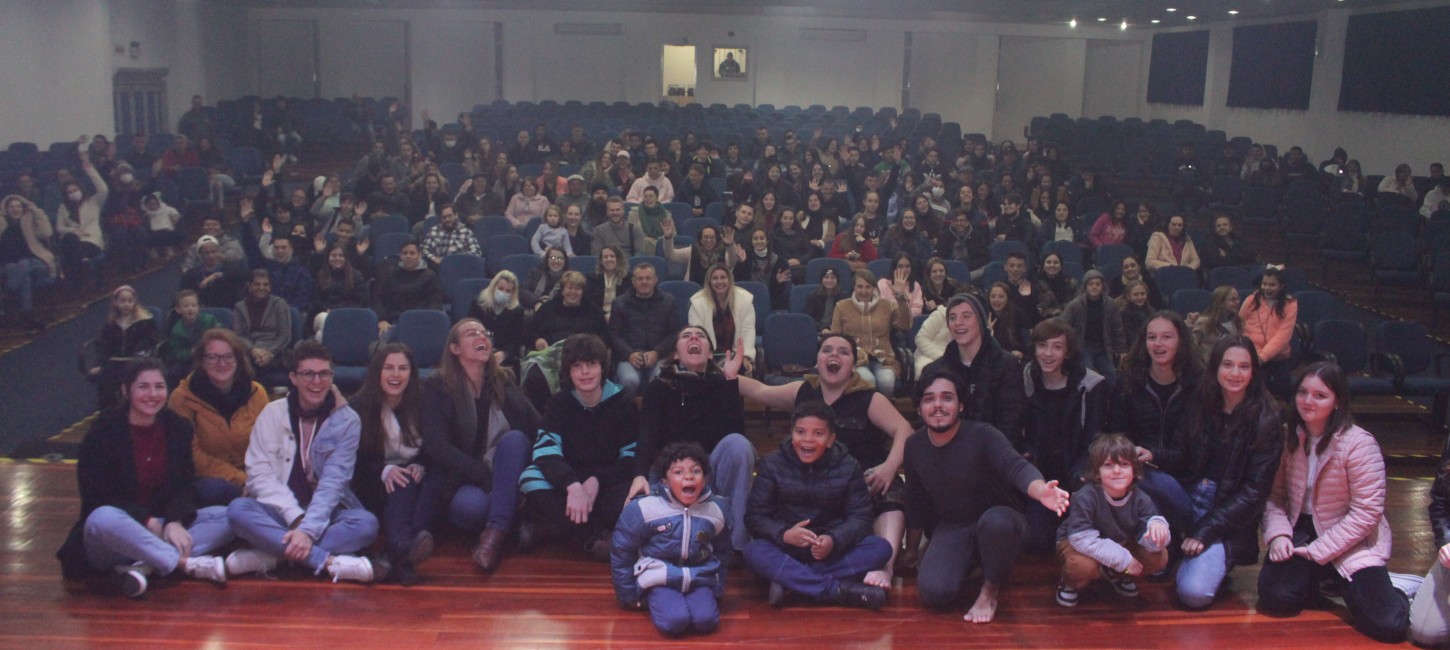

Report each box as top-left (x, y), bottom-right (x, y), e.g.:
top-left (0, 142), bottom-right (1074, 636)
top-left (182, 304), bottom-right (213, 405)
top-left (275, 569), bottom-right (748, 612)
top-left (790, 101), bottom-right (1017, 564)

top-left (964, 583), bottom-right (1000, 624)
top-left (863, 568), bottom-right (892, 589)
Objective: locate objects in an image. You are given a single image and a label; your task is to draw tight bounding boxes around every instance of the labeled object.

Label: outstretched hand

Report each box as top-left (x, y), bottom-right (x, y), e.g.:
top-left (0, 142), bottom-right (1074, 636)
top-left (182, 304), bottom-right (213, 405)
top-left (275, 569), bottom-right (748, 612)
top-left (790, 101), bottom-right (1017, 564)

top-left (722, 337), bottom-right (745, 379)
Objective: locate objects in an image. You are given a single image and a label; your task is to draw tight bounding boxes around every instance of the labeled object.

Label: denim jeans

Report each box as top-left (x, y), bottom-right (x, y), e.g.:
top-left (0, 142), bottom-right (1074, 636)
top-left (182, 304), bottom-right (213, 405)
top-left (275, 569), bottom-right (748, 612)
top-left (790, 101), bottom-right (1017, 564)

top-left (382, 469), bottom-right (447, 563)
top-left (84, 505), bottom-right (235, 574)
top-left (194, 476), bottom-right (243, 508)
top-left (1136, 469), bottom-right (1194, 533)
top-left (742, 535), bottom-right (893, 600)
top-left (1175, 478), bottom-right (1225, 609)
top-left (446, 429), bottom-right (531, 533)
top-left (226, 498), bottom-right (378, 573)
top-left (614, 360), bottom-right (660, 399)
top-left (2, 257), bottom-right (48, 310)
top-left (1411, 563), bottom-right (1450, 646)
top-left (1082, 346), bottom-right (1117, 381)
top-left (709, 433), bottom-right (755, 550)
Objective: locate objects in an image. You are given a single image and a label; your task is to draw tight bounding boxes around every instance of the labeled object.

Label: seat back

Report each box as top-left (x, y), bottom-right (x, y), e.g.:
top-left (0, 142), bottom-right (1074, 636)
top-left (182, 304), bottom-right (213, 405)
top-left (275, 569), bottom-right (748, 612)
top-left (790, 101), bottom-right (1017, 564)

top-left (438, 253), bottom-right (488, 291)
top-left (482, 235), bottom-right (531, 274)
top-left (473, 215), bottom-right (516, 241)
top-left (1170, 289), bottom-right (1212, 316)
top-left (737, 281), bottom-right (772, 320)
top-left (319, 308), bottom-right (379, 367)
top-left (372, 232), bottom-right (414, 263)
top-left (1312, 319), bottom-right (1369, 373)
top-left (499, 254), bottom-right (541, 283)
top-left (763, 313), bottom-right (818, 374)
top-left (393, 309), bottom-right (452, 368)
top-left (790, 283), bottom-right (820, 314)
top-left (450, 278), bottom-right (492, 321)
top-left (201, 307), bottom-right (234, 330)
top-left (369, 214), bottom-right (410, 238)
top-left (805, 257), bottom-right (851, 284)
top-left (1153, 266), bottom-right (1201, 299)
top-left (658, 280), bottom-right (700, 325)
top-left (1375, 320), bottom-right (1433, 375)
top-left (1094, 243), bottom-right (1133, 274)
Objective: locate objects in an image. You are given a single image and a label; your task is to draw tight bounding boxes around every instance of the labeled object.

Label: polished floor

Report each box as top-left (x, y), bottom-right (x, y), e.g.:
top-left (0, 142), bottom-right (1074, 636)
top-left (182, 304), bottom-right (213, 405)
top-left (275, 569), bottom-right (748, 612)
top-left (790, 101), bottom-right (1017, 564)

top-left (1, 439), bottom-right (1441, 649)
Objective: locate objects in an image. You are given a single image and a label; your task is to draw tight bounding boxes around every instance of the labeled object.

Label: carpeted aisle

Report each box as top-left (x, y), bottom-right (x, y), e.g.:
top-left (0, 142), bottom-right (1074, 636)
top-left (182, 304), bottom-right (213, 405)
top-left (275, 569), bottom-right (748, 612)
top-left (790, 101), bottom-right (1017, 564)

top-left (2, 259), bottom-right (182, 459)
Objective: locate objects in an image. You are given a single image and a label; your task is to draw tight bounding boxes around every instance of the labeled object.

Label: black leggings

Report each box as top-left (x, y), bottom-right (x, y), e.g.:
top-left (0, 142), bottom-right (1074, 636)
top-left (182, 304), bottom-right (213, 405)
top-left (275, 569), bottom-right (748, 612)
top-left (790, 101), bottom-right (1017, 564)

top-left (1257, 515), bottom-right (1407, 643)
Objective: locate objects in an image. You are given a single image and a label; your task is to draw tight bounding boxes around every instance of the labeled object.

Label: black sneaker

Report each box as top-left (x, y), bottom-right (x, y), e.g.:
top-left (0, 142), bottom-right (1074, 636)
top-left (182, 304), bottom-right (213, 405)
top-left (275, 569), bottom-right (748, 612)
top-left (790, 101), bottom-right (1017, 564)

top-left (407, 530), bottom-right (435, 566)
top-left (832, 581), bottom-right (886, 610)
top-left (1100, 565), bottom-right (1139, 598)
top-left (767, 581), bottom-right (787, 607)
top-left (1056, 583), bottom-right (1080, 607)
top-left (515, 519), bottom-right (537, 553)
top-left (396, 562), bottom-right (420, 587)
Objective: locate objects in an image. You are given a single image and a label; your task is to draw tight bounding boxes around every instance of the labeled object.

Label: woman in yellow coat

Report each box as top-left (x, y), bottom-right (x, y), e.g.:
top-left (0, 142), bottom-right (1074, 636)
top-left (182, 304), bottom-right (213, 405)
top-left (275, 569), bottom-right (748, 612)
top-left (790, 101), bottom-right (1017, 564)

top-left (166, 328), bottom-right (271, 506)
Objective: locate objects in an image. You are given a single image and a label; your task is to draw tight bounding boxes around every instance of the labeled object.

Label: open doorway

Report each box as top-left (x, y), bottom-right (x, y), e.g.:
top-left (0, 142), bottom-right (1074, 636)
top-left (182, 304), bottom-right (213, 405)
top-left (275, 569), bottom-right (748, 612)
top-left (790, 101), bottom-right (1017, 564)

top-left (661, 44), bottom-right (696, 106)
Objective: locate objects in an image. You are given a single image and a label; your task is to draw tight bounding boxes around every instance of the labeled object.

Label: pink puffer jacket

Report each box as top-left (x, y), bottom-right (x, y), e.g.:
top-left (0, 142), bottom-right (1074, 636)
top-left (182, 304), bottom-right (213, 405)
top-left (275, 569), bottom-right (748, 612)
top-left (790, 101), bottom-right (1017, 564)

top-left (1262, 424), bottom-right (1390, 580)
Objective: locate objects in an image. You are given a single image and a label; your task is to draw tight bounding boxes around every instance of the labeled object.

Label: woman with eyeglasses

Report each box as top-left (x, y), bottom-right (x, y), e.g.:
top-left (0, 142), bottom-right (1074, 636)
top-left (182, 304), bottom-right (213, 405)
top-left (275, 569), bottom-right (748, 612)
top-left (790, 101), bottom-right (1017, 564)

top-left (166, 329), bottom-right (270, 507)
top-left (420, 319), bottom-right (540, 571)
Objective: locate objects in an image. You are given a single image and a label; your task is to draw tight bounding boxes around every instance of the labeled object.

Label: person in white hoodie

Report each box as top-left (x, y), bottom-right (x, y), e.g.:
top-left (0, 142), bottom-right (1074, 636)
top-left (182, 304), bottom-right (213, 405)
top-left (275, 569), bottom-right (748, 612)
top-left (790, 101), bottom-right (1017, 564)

top-left (142, 192), bottom-right (182, 257)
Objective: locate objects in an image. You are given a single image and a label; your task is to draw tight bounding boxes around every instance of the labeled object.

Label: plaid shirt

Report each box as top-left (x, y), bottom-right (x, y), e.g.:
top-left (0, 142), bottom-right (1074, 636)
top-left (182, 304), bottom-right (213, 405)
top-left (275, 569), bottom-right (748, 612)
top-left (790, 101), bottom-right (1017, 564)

top-left (266, 259), bottom-right (314, 314)
top-left (422, 224), bottom-right (481, 262)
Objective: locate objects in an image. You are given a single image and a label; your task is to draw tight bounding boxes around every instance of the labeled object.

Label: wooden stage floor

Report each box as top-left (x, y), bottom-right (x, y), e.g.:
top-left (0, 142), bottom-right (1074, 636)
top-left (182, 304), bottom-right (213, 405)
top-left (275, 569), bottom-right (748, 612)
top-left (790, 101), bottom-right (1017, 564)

top-left (0, 459), bottom-right (1441, 649)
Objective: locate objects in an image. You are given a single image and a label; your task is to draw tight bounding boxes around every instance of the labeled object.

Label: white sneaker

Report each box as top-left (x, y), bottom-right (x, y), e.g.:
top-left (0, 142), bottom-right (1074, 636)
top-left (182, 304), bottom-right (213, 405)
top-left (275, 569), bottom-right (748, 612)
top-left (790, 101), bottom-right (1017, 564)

top-left (1390, 572), bottom-right (1425, 600)
top-left (225, 549), bottom-right (279, 576)
top-left (185, 555), bottom-right (227, 584)
top-left (115, 562), bottom-right (151, 598)
top-left (327, 555), bottom-right (374, 583)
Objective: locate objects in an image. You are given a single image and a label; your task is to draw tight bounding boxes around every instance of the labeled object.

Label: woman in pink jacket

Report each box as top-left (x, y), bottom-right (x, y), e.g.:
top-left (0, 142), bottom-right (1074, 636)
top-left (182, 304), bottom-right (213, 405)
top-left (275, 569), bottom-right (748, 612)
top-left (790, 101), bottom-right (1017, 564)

top-left (1239, 266), bottom-right (1297, 398)
top-left (1257, 361), bottom-right (1415, 643)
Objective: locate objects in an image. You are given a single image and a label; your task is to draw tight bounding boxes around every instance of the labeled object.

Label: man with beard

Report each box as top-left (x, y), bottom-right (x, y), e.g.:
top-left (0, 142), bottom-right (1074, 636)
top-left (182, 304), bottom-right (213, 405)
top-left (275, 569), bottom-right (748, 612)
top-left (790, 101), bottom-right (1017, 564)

top-left (902, 368), bottom-right (1069, 623)
top-left (731, 333), bottom-right (914, 589)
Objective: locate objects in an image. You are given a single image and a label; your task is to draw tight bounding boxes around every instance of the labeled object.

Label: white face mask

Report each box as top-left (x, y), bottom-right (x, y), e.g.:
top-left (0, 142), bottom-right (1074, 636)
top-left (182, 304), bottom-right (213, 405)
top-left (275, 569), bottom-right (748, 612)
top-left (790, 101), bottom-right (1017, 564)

top-left (67, 191), bottom-right (83, 202)
top-left (276, 133), bottom-right (287, 143)
top-left (119, 173), bottom-right (134, 184)
top-left (444, 139), bottom-right (457, 148)
top-left (493, 290), bottom-right (512, 305)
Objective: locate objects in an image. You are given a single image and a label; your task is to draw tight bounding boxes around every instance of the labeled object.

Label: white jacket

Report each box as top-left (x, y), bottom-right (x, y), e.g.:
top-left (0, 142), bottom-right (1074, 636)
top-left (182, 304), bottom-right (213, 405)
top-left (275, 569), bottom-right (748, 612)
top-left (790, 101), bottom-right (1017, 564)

top-left (244, 386), bottom-right (364, 540)
top-left (687, 286), bottom-right (757, 362)
top-left (914, 305), bottom-right (948, 375)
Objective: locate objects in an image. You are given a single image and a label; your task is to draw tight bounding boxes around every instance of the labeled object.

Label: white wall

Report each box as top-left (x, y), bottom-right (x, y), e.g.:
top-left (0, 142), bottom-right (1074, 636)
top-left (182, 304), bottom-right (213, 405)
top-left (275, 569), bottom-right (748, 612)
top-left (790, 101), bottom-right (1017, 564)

top-left (994, 37), bottom-right (1087, 141)
top-left (0, 0), bottom-right (114, 144)
top-left (1083, 40), bottom-right (1143, 120)
top-left (318, 20), bottom-right (407, 100)
top-left (909, 32), bottom-right (999, 139)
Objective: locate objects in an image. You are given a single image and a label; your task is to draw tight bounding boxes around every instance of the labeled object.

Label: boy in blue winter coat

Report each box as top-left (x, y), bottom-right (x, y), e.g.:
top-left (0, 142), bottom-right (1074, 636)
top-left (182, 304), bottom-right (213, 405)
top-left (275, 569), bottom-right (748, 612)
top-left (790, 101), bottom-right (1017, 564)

top-left (611, 442), bottom-right (732, 636)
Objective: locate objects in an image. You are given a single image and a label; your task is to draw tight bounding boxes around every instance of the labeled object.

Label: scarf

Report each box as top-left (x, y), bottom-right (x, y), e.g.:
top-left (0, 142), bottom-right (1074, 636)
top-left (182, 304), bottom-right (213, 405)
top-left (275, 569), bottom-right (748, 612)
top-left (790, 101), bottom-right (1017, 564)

top-left (189, 371), bottom-right (254, 421)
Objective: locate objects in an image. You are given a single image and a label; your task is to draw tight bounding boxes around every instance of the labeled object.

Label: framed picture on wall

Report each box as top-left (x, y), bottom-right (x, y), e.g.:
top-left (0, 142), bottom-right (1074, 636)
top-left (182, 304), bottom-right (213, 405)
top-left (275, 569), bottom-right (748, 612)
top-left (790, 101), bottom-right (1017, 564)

top-left (713, 47), bottom-right (748, 80)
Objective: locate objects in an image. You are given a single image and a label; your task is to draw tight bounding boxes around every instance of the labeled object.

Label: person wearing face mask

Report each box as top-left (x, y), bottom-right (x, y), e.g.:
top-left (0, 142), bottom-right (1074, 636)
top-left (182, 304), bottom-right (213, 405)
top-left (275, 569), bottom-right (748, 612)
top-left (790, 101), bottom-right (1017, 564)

top-left (468, 271), bottom-right (527, 376)
top-left (55, 146), bottom-right (110, 285)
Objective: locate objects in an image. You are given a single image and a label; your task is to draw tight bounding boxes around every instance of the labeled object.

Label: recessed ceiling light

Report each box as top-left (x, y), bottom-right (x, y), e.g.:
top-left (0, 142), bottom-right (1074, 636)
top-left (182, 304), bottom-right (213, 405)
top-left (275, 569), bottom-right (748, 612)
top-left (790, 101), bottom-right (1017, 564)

top-left (1121, 20), bottom-right (1128, 30)
top-left (1069, 18), bottom-right (1077, 27)
top-left (1228, 10), bottom-right (1239, 15)
top-left (1097, 17), bottom-right (1107, 21)
top-left (1166, 7), bottom-right (1178, 12)
top-left (1151, 18), bottom-right (1161, 23)
top-left (1186, 15), bottom-right (1197, 20)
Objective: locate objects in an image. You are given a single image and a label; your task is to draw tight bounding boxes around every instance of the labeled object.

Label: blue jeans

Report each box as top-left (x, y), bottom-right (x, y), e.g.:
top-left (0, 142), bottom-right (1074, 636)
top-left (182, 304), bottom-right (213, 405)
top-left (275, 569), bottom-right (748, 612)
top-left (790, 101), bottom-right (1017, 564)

top-left (1137, 469), bottom-right (1194, 533)
top-left (2, 257), bottom-right (48, 311)
top-left (226, 498), bottom-right (379, 573)
top-left (84, 505), bottom-right (234, 574)
top-left (194, 476), bottom-right (243, 508)
top-left (860, 358), bottom-right (897, 397)
top-left (383, 469), bottom-right (446, 563)
top-left (648, 586), bottom-right (719, 636)
top-left (742, 535), bottom-right (893, 601)
top-left (446, 429), bottom-right (531, 533)
top-left (709, 434), bottom-right (755, 550)
top-left (614, 360), bottom-right (660, 398)
top-left (1082, 346), bottom-right (1117, 381)
top-left (1022, 503), bottom-right (1062, 555)
top-left (1176, 478), bottom-right (1225, 609)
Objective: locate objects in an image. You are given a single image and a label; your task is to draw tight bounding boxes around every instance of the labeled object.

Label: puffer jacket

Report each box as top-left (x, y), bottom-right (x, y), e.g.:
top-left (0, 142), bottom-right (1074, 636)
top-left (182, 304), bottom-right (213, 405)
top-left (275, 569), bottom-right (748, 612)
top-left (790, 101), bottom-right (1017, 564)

top-left (746, 437), bottom-right (872, 552)
top-left (610, 482), bottom-right (731, 607)
top-left (1262, 425), bottom-right (1390, 580)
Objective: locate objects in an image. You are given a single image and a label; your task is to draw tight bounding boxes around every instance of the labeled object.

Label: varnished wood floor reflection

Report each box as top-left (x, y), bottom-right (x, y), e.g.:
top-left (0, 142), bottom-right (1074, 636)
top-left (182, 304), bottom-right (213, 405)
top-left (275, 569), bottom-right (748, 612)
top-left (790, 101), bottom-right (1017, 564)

top-left (1, 450), bottom-right (1441, 649)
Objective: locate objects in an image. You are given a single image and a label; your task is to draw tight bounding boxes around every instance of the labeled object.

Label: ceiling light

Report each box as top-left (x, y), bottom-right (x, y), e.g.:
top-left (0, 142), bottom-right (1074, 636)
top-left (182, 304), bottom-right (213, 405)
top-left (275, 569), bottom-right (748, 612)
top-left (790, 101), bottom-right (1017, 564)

top-left (1120, 20), bottom-right (1128, 30)
top-left (1228, 10), bottom-right (1239, 15)
top-left (1166, 7), bottom-right (1177, 12)
top-left (1186, 15), bottom-right (1198, 20)
top-left (1097, 17), bottom-right (1107, 22)
top-left (1069, 18), bottom-right (1077, 27)
top-left (1151, 18), bottom-right (1161, 23)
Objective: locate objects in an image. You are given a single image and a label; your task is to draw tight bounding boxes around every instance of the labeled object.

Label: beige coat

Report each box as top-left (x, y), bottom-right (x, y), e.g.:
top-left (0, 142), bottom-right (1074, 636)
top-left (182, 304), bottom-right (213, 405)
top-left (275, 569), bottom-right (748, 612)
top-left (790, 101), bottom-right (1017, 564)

top-left (0, 195), bottom-right (56, 275)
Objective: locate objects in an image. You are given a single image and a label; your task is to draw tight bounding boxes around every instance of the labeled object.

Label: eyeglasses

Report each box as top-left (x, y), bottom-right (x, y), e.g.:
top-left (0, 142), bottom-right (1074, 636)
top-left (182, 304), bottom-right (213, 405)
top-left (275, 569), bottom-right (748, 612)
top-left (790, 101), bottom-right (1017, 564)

top-left (547, 256), bottom-right (565, 262)
top-left (460, 328), bottom-right (495, 343)
top-left (294, 370), bottom-right (335, 382)
top-left (203, 353), bottom-right (236, 365)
